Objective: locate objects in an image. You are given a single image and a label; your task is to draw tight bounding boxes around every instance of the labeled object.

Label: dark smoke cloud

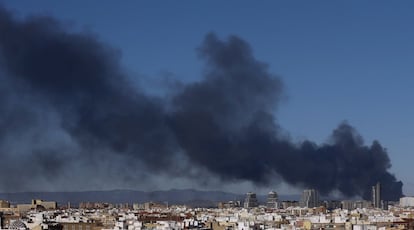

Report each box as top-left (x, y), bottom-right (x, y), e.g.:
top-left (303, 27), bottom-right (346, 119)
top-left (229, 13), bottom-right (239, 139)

top-left (0, 6), bottom-right (402, 200)
top-left (169, 34), bottom-right (402, 201)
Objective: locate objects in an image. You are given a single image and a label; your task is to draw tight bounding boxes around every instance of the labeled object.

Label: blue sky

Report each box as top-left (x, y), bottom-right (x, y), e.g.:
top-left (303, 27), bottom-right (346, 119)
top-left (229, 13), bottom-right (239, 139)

top-left (2, 1), bottom-right (413, 194)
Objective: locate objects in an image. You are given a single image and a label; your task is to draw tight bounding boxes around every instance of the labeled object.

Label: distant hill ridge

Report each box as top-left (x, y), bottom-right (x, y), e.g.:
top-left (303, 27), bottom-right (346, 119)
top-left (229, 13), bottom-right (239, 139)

top-left (0, 189), bottom-right (300, 207)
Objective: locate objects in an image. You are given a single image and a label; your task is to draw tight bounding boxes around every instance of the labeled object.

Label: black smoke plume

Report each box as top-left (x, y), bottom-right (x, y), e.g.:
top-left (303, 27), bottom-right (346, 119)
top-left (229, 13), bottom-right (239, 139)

top-left (0, 6), bottom-right (402, 200)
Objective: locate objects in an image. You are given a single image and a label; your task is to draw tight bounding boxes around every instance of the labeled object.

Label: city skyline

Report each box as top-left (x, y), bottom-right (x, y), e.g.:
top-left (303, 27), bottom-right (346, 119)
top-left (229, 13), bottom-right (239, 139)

top-left (0, 1), bottom-right (412, 197)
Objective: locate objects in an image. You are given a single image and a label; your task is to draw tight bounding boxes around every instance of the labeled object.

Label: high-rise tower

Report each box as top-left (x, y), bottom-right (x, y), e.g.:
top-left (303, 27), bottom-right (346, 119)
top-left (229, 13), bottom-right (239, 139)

top-left (300, 189), bottom-right (320, 208)
top-left (267, 191), bottom-right (279, 209)
top-left (244, 192), bottom-right (258, 208)
top-left (372, 182), bottom-right (381, 208)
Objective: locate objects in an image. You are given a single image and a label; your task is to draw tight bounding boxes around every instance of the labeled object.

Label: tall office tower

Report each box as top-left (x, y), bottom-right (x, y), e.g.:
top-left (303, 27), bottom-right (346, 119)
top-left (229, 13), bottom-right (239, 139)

top-left (267, 191), bottom-right (279, 209)
top-left (300, 189), bottom-right (320, 208)
top-left (372, 182), bottom-right (381, 208)
top-left (244, 192), bottom-right (258, 208)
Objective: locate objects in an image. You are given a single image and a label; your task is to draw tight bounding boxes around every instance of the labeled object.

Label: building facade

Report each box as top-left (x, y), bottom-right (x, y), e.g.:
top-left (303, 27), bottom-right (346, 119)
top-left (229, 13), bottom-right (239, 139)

top-left (400, 196), bottom-right (414, 207)
top-left (243, 192), bottom-right (258, 208)
top-left (372, 182), bottom-right (381, 208)
top-left (300, 189), bottom-right (320, 208)
top-left (266, 191), bottom-right (278, 209)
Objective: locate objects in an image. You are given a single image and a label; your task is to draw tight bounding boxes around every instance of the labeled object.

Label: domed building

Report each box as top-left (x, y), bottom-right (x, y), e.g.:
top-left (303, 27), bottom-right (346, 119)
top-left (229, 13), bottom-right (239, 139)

top-left (8, 220), bottom-right (28, 230)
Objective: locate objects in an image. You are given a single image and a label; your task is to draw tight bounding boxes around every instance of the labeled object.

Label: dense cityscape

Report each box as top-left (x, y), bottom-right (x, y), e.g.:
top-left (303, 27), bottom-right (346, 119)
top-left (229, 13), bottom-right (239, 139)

top-left (1, 183), bottom-right (414, 230)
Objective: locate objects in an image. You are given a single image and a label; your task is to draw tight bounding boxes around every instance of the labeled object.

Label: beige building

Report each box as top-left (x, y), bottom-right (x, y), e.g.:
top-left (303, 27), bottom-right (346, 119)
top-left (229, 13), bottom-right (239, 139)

top-left (16, 199), bottom-right (57, 212)
top-left (0, 200), bottom-right (10, 208)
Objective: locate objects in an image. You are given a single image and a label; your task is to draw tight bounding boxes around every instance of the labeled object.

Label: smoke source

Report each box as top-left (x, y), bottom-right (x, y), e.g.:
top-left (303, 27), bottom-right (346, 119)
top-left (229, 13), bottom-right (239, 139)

top-left (0, 6), bottom-right (402, 200)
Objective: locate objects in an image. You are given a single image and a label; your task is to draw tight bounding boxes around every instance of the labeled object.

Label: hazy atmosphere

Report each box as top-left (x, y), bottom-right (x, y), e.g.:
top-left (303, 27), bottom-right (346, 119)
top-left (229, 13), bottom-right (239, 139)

top-left (0, 1), bottom-right (413, 200)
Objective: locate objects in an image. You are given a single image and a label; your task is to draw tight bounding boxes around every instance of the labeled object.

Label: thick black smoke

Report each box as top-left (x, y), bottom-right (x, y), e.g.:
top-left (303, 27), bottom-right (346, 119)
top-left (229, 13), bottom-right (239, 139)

top-left (0, 7), bottom-right (402, 200)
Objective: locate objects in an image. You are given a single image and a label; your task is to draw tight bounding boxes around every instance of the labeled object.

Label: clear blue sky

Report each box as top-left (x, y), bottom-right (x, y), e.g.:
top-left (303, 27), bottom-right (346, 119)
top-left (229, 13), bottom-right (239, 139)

top-left (2, 1), bottom-right (413, 194)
